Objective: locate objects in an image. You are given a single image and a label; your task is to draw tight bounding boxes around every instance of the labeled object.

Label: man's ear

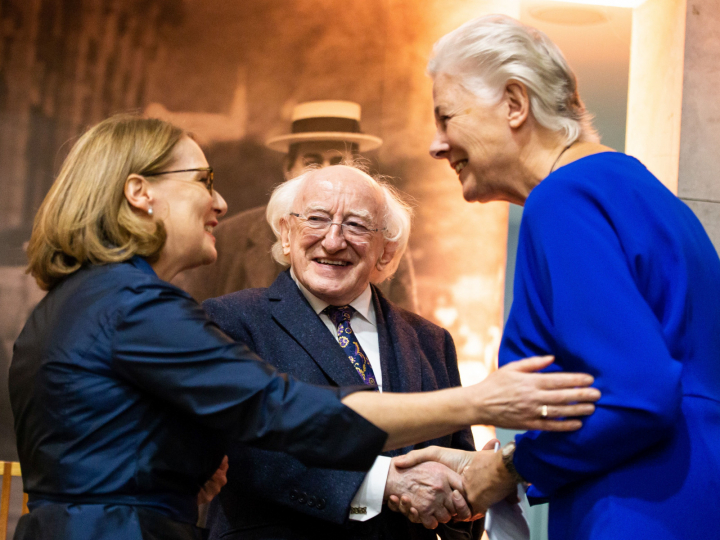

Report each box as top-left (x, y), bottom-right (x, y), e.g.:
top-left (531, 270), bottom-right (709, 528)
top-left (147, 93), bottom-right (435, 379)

top-left (375, 241), bottom-right (399, 272)
top-left (505, 80), bottom-right (530, 129)
top-left (279, 219), bottom-right (292, 257)
top-left (124, 174), bottom-right (153, 214)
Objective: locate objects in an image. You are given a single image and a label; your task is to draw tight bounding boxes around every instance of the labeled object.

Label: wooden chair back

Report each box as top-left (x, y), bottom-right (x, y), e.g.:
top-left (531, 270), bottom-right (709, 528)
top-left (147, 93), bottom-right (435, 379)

top-left (0, 461), bottom-right (27, 540)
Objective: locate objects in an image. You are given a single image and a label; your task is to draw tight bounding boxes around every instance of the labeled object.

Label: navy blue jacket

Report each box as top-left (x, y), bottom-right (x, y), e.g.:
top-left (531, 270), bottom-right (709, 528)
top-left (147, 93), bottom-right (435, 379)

top-left (203, 271), bottom-right (480, 540)
top-left (10, 257), bottom-right (385, 540)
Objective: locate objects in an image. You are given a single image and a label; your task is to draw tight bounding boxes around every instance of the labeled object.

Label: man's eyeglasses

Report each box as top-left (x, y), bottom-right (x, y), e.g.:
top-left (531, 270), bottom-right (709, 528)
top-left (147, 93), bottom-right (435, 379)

top-left (143, 167), bottom-right (214, 194)
top-left (290, 212), bottom-right (385, 243)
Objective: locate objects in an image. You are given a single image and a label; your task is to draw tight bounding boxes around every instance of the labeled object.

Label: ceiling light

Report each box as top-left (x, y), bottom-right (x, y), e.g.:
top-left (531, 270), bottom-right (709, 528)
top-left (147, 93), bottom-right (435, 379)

top-left (552, 0), bottom-right (647, 7)
top-left (529, 5), bottom-right (609, 25)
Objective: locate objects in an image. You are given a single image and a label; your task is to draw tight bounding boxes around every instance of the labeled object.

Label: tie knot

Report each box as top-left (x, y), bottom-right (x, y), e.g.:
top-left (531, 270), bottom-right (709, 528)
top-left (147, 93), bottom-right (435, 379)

top-left (324, 305), bottom-right (355, 327)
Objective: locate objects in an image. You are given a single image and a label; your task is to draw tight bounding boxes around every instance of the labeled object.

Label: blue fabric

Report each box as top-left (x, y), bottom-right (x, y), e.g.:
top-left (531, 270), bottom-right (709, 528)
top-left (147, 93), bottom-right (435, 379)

top-left (499, 153), bottom-right (720, 540)
top-left (324, 305), bottom-right (378, 386)
top-left (202, 270), bottom-right (481, 540)
top-left (9, 257), bottom-right (387, 540)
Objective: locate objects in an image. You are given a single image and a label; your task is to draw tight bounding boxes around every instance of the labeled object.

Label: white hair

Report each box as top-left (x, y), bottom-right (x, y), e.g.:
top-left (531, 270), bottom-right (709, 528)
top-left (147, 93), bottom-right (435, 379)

top-left (428, 14), bottom-right (599, 144)
top-left (266, 164), bottom-right (413, 283)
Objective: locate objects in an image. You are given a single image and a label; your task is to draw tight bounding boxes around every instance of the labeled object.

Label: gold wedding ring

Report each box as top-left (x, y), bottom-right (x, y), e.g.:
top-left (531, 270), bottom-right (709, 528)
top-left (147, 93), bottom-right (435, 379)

top-left (540, 404), bottom-right (549, 418)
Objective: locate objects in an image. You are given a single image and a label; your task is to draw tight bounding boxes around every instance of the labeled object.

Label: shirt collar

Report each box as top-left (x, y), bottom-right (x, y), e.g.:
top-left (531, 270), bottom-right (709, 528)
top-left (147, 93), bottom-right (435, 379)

top-left (130, 256), bottom-right (157, 277)
top-left (290, 269), bottom-right (376, 327)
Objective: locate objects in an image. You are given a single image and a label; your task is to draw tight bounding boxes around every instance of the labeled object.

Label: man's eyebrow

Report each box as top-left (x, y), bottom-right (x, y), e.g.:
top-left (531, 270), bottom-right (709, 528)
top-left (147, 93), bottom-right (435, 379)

top-left (345, 209), bottom-right (373, 222)
top-left (303, 205), bottom-right (373, 222)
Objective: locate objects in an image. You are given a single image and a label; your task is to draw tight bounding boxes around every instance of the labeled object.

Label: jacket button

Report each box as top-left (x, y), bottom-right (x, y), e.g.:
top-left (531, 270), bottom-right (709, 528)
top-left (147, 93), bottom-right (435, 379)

top-left (316, 498), bottom-right (326, 510)
top-left (297, 492), bottom-right (307, 504)
top-left (308, 496), bottom-right (317, 507)
top-left (290, 489), bottom-right (298, 501)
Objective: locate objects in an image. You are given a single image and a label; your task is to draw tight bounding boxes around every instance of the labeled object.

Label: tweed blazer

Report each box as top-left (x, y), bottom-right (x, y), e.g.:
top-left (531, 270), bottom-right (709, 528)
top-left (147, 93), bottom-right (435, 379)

top-left (202, 270), bottom-right (480, 540)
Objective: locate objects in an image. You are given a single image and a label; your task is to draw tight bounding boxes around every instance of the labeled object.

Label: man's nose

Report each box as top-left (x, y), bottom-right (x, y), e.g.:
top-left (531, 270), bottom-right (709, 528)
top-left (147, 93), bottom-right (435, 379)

top-left (321, 223), bottom-right (347, 252)
top-left (429, 130), bottom-right (450, 160)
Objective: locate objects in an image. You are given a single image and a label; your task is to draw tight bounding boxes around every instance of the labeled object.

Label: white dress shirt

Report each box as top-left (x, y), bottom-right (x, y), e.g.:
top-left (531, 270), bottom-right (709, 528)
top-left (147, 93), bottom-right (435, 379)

top-left (291, 271), bottom-right (391, 521)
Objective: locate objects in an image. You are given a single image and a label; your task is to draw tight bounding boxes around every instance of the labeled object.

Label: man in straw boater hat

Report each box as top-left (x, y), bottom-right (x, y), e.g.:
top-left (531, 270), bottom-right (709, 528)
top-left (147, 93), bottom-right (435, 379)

top-left (174, 100), bottom-right (418, 312)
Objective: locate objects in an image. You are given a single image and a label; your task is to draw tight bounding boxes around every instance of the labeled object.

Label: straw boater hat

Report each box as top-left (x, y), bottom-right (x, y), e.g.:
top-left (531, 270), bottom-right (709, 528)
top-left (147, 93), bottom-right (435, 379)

top-left (265, 100), bottom-right (383, 153)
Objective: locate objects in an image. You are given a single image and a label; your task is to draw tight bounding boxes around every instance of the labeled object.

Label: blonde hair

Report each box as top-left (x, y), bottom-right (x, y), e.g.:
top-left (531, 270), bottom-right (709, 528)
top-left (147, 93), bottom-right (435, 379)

top-left (27, 114), bottom-right (185, 290)
top-left (266, 164), bottom-right (413, 283)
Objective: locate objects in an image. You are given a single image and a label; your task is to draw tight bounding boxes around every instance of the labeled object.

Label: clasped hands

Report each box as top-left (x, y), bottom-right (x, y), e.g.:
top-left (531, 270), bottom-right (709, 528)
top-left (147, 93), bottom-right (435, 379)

top-left (384, 440), bottom-right (516, 529)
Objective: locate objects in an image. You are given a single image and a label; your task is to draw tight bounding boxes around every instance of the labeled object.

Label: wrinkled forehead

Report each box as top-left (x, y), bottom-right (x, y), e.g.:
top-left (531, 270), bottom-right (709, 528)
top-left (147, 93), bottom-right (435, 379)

top-left (295, 167), bottom-right (384, 216)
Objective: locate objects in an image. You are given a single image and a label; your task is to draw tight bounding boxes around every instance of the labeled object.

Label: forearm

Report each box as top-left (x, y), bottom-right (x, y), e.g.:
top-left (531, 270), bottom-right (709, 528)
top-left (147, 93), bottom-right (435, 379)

top-left (342, 386), bottom-right (477, 451)
top-left (226, 444), bottom-right (367, 523)
top-left (513, 400), bottom-right (679, 496)
top-left (342, 356), bottom-right (599, 451)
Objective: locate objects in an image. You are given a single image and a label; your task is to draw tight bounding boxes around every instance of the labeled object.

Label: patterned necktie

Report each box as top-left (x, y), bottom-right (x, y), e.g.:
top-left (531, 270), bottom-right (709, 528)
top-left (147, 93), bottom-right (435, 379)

top-left (323, 305), bottom-right (378, 387)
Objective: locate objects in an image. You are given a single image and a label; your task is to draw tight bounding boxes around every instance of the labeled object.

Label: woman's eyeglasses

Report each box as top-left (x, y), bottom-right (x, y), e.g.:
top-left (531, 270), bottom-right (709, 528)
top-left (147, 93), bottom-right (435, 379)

top-left (143, 167), bottom-right (214, 194)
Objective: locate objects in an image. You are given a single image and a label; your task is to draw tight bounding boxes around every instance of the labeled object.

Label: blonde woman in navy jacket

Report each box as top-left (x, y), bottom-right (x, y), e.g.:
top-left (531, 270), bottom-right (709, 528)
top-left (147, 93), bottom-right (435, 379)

top-left (10, 115), bottom-right (600, 540)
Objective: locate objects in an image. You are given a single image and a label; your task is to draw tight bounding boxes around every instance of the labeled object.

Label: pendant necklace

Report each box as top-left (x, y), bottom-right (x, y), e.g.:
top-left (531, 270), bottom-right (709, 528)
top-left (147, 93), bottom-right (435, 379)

top-left (549, 142), bottom-right (575, 175)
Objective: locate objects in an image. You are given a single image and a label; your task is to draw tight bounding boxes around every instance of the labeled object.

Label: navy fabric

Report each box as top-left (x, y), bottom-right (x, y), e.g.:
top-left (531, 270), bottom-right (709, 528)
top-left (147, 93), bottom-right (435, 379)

top-left (500, 153), bottom-right (720, 540)
top-left (9, 257), bottom-right (386, 540)
top-left (202, 271), bottom-right (481, 540)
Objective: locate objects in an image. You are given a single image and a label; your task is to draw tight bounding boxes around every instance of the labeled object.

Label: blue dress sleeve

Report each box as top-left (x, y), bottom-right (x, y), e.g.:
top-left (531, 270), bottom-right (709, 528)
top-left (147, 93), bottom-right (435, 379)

top-left (501, 175), bottom-right (683, 497)
top-left (110, 281), bottom-right (386, 471)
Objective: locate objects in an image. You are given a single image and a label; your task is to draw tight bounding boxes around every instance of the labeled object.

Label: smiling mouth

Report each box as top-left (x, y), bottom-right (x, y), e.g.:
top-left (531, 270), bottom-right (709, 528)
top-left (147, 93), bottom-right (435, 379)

top-left (315, 258), bottom-right (351, 267)
top-left (453, 160), bottom-right (468, 175)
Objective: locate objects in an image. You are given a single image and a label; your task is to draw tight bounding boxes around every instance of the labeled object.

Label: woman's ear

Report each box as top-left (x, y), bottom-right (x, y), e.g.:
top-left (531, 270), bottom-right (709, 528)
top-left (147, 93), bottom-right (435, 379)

top-left (124, 174), bottom-right (153, 214)
top-left (505, 81), bottom-right (530, 129)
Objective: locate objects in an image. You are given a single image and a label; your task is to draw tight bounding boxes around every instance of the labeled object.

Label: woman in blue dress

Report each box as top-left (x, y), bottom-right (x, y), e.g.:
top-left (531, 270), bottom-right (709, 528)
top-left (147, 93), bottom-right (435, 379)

top-left (395, 14), bottom-right (720, 540)
top-left (10, 114), bottom-right (600, 539)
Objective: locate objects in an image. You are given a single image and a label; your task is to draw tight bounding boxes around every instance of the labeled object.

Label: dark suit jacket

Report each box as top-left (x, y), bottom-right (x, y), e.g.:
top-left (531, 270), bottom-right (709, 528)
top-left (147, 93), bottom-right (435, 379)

top-left (203, 271), bottom-right (480, 540)
top-left (173, 205), bottom-right (419, 312)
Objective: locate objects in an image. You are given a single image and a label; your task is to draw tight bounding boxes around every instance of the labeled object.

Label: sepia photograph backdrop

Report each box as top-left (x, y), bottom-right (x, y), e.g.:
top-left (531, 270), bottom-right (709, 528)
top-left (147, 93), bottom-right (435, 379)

top-left (0, 0), bottom-right (631, 469)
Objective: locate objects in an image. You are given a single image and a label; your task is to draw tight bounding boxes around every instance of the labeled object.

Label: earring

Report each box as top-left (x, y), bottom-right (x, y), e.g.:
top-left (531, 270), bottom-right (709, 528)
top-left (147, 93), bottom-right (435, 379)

top-left (147, 207), bottom-right (153, 216)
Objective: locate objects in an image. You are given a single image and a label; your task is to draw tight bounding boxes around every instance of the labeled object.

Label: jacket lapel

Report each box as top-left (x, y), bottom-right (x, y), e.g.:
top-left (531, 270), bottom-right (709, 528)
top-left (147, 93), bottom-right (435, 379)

top-left (372, 287), bottom-right (424, 395)
top-left (268, 271), bottom-right (366, 386)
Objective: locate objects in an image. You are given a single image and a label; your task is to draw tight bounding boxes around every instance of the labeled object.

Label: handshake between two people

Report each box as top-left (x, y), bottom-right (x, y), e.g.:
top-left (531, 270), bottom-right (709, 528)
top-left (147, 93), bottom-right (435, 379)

top-left (379, 355), bottom-right (602, 529)
top-left (383, 440), bottom-right (514, 530)
top-left (202, 356), bottom-right (599, 522)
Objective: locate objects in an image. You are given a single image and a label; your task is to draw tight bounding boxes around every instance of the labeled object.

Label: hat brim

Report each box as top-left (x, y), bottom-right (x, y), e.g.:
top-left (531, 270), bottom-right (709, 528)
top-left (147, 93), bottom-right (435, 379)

top-left (265, 132), bottom-right (383, 153)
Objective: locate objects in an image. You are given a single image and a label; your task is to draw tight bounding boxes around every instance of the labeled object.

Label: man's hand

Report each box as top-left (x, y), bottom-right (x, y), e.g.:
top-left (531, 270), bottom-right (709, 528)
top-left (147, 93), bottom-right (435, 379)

top-left (383, 458), bottom-right (472, 529)
top-left (197, 455), bottom-right (229, 505)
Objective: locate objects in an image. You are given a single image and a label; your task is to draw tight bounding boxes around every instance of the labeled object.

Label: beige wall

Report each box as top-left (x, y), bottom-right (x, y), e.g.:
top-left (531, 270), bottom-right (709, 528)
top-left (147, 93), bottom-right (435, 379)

top-left (627, 0), bottom-right (720, 251)
top-left (677, 0), bottom-right (720, 250)
top-left (626, 0), bottom-right (687, 193)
